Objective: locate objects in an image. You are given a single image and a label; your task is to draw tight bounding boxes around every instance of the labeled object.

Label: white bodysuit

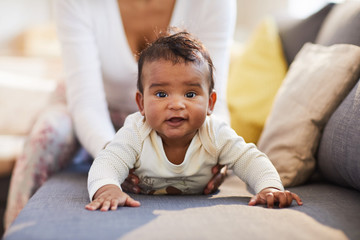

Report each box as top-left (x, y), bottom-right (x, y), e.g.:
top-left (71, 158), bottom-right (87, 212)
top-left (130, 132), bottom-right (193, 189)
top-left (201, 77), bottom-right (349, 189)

top-left (55, 0), bottom-right (236, 157)
top-left (88, 113), bottom-right (284, 200)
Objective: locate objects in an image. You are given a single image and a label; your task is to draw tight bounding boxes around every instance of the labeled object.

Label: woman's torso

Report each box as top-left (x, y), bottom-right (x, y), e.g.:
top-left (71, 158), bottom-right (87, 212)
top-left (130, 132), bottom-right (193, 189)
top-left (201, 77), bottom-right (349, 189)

top-left (89, 0), bottom-right (207, 122)
top-left (118, 0), bottom-right (176, 60)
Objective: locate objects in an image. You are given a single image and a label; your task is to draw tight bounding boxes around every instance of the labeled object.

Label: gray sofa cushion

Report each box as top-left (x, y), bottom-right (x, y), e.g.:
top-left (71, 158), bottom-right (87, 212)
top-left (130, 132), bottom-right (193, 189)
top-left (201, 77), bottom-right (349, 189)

top-left (278, 3), bottom-right (334, 65)
top-left (4, 169), bottom-right (360, 240)
top-left (317, 80), bottom-right (360, 191)
top-left (315, 1), bottom-right (360, 46)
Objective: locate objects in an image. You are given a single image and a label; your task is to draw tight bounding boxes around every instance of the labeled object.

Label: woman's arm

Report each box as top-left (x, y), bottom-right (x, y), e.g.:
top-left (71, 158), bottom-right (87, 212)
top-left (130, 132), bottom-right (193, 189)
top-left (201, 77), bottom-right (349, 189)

top-left (194, 0), bottom-right (237, 123)
top-left (54, 0), bottom-right (115, 157)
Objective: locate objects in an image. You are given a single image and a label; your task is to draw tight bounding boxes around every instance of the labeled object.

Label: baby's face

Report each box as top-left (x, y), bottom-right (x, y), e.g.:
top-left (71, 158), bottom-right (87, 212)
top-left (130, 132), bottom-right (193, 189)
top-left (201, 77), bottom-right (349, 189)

top-left (136, 59), bottom-right (216, 143)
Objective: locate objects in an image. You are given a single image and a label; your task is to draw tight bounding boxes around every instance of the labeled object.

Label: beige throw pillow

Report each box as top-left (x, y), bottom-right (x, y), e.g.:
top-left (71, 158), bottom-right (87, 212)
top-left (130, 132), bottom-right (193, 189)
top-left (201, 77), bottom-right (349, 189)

top-left (257, 43), bottom-right (360, 187)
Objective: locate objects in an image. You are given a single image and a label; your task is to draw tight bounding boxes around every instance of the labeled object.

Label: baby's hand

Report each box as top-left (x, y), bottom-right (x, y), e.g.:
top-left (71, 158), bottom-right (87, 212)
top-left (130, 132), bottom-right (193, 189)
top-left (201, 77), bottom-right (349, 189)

top-left (85, 184), bottom-right (140, 211)
top-left (248, 188), bottom-right (303, 208)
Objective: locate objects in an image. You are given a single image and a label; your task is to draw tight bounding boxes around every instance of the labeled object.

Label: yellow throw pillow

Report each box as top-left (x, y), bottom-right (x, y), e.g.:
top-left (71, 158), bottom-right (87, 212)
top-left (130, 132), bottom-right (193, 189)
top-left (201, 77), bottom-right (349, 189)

top-left (227, 17), bottom-right (287, 143)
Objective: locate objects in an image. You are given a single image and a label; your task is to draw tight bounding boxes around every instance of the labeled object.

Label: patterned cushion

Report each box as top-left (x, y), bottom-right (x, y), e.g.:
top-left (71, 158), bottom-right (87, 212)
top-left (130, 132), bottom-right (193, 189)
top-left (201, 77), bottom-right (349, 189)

top-left (317, 80), bottom-right (360, 191)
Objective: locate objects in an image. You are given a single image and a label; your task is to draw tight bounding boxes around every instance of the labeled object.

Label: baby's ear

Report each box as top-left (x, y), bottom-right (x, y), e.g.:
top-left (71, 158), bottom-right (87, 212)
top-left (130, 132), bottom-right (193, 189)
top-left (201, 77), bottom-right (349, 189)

top-left (207, 90), bottom-right (217, 115)
top-left (135, 91), bottom-right (145, 115)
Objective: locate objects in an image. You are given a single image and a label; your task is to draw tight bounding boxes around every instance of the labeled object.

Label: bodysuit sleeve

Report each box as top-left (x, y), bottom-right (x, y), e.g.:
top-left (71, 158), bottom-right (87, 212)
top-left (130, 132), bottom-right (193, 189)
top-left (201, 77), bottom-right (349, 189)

top-left (211, 118), bottom-right (284, 193)
top-left (87, 113), bottom-right (148, 201)
top-left (55, 0), bottom-right (115, 157)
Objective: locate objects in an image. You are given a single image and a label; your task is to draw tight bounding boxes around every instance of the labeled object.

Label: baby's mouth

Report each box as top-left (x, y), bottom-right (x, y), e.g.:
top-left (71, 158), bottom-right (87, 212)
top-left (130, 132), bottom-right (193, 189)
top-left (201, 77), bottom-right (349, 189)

top-left (166, 117), bottom-right (186, 126)
top-left (168, 117), bottom-right (184, 122)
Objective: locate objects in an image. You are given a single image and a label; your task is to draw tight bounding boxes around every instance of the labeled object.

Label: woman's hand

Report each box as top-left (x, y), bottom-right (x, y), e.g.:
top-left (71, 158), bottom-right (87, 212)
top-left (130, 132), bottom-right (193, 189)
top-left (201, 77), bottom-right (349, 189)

top-left (248, 188), bottom-right (303, 208)
top-left (85, 184), bottom-right (140, 211)
top-left (203, 164), bottom-right (228, 195)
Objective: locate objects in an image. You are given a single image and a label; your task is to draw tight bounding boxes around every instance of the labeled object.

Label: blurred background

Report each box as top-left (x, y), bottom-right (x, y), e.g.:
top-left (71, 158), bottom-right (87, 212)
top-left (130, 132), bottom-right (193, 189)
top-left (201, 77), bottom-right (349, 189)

top-left (0, 0), bottom-right (345, 56)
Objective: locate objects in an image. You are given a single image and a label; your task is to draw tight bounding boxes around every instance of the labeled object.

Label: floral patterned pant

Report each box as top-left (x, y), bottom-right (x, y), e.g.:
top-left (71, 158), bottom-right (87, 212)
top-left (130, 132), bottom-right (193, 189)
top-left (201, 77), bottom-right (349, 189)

top-left (4, 103), bottom-right (78, 230)
top-left (3, 81), bottom-right (128, 230)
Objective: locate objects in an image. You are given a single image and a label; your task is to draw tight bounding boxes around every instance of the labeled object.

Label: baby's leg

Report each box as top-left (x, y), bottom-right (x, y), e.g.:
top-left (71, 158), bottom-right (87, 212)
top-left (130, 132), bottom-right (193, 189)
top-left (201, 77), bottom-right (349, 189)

top-left (4, 104), bottom-right (77, 230)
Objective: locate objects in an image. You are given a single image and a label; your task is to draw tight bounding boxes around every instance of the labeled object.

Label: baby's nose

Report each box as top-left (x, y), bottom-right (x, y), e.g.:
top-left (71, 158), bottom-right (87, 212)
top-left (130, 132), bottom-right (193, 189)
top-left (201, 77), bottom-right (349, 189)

top-left (168, 96), bottom-right (185, 110)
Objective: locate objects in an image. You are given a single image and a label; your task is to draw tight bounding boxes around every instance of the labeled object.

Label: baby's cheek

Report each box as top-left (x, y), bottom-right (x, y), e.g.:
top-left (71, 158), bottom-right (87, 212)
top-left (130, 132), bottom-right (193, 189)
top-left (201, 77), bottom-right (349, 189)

top-left (144, 104), bottom-right (161, 126)
top-left (192, 106), bottom-right (208, 124)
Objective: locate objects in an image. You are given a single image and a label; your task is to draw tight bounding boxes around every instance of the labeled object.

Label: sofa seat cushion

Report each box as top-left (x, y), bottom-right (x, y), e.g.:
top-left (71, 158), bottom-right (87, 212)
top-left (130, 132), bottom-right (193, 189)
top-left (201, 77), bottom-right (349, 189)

top-left (317, 80), bottom-right (360, 191)
top-left (5, 169), bottom-right (360, 240)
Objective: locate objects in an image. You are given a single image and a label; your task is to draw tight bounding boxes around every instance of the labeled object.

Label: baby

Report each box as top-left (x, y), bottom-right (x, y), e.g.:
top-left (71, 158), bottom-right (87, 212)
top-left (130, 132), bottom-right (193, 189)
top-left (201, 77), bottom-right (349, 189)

top-left (86, 30), bottom-right (302, 211)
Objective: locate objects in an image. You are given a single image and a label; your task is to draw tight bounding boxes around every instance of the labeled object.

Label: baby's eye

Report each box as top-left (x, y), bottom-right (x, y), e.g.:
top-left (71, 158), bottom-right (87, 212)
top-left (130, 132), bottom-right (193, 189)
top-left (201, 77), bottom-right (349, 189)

top-left (185, 92), bottom-right (196, 98)
top-left (155, 92), bottom-right (167, 98)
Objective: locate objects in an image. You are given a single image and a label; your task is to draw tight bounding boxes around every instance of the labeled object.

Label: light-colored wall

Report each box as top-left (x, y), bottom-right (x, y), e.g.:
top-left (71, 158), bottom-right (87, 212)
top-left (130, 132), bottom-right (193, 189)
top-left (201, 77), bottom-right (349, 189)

top-left (0, 0), bottom-right (289, 54)
top-left (235, 0), bottom-right (288, 40)
top-left (0, 0), bottom-right (340, 54)
top-left (0, 0), bottom-right (55, 55)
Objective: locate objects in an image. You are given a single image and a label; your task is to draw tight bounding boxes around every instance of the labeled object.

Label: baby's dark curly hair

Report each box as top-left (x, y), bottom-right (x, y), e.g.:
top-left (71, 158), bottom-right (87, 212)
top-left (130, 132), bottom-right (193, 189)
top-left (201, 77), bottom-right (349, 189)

top-left (137, 29), bottom-right (214, 94)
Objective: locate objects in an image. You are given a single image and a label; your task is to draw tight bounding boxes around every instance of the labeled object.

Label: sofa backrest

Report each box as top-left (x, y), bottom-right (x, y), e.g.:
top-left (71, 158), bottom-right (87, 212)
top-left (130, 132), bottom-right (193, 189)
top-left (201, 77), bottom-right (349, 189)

top-left (278, 1), bottom-right (360, 66)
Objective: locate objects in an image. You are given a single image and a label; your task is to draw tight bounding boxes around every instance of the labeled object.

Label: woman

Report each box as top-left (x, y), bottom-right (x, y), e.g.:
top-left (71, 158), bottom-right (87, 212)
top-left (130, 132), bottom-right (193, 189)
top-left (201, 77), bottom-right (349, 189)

top-left (5, 0), bottom-right (236, 229)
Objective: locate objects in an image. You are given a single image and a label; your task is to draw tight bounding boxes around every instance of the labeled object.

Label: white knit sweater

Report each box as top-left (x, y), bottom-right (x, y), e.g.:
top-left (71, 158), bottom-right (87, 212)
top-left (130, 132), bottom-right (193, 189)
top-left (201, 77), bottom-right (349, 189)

top-left (55, 0), bottom-right (236, 157)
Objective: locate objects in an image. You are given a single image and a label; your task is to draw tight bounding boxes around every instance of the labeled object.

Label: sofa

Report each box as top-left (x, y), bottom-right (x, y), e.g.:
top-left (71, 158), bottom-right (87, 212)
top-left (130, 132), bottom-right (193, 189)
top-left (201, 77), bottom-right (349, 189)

top-left (3, 2), bottom-right (360, 240)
